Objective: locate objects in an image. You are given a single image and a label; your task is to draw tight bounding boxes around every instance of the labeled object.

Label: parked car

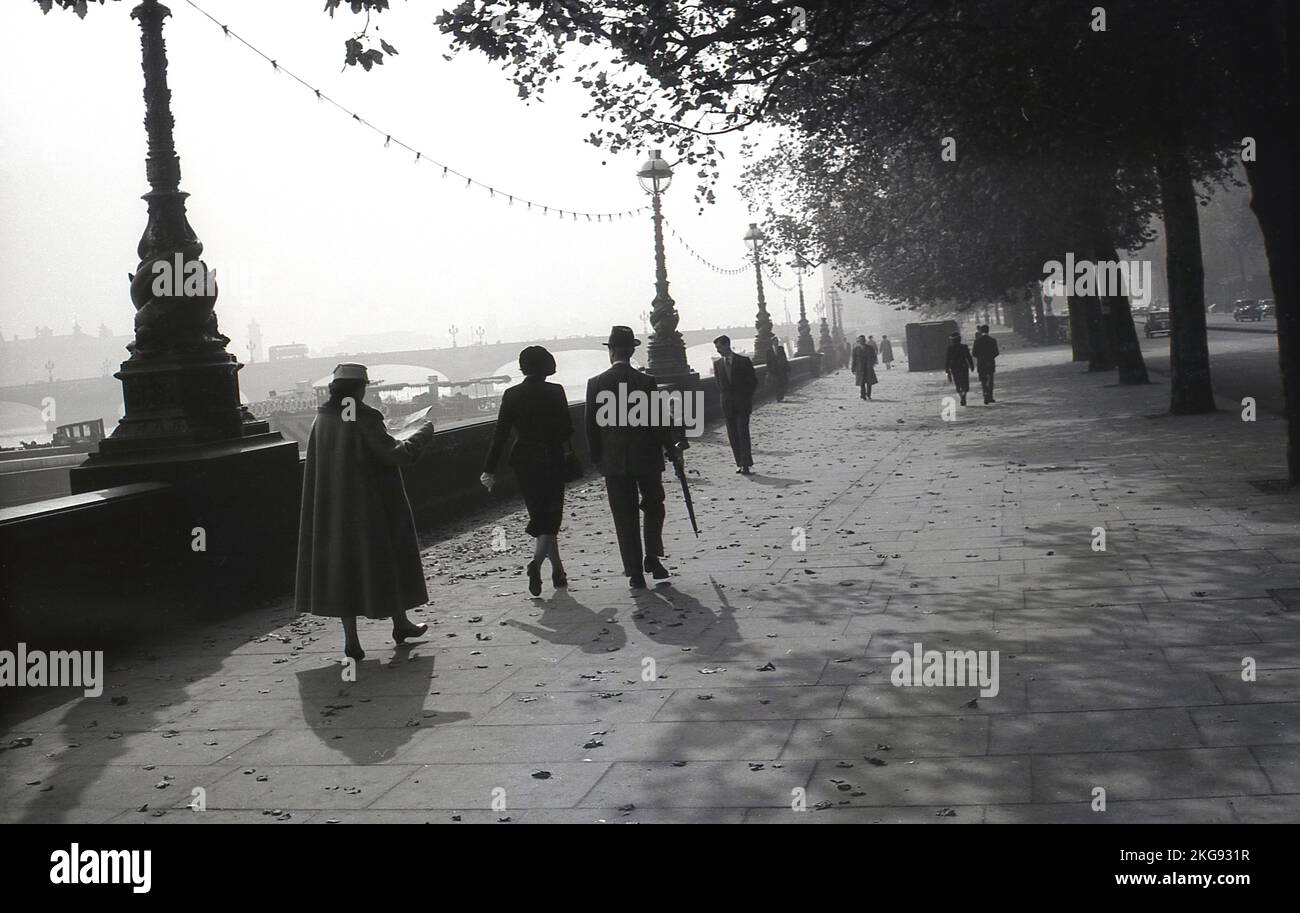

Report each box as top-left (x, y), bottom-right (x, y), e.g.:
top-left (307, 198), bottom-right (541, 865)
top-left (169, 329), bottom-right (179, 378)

top-left (1234, 299), bottom-right (1263, 321)
top-left (1259, 299), bottom-right (1276, 319)
top-left (1143, 310), bottom-right (1171, 338)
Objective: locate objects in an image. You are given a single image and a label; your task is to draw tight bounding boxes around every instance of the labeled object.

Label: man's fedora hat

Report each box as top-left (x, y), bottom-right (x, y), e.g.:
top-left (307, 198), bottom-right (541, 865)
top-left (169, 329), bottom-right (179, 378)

top-left (603, 325), bottom-right (641, 348)
top-left (333, 363), bottom-right (370, 383)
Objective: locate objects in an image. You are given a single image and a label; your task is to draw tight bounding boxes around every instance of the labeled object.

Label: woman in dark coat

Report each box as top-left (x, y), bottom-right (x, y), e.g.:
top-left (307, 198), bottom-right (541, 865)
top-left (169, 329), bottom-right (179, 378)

top-left (945, 332), bottom-right (976, 406)
top-left (480, 346), bottom-right (575, 596)
top-left (295, 363), bottom-right (435, 660)
top-left (850, 334), bottom-right (878, 399)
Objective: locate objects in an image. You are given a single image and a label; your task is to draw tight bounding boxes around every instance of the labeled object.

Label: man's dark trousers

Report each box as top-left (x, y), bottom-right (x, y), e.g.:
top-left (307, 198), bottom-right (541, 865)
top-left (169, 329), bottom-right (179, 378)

top-left (714, 352), bottom-right (758, 469)
top-left (585, 360), bottom-right (671, 577)
top-left (978, 366), bottom-right (995, 402)
top-left (722, 400), bottom-right (753, 468)
top-left (605, 475), bottom-right (665, 575)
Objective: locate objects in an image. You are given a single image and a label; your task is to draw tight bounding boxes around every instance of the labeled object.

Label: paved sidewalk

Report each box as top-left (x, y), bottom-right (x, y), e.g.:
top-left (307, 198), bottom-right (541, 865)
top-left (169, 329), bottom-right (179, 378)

top-left (3, 343), bottom-right (1299, 823)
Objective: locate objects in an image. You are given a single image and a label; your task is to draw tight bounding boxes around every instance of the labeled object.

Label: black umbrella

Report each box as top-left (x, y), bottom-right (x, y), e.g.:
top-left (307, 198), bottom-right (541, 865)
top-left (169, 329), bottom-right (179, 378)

top-left (668, 444), bottom-right (699, 537)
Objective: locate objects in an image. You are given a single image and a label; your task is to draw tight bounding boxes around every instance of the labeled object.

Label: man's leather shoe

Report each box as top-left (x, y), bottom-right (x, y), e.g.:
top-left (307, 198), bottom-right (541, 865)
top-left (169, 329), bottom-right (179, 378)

top-left (629, 574), bottom-right (648, 590)
top-left (644, 557), bottom-right (670, 580)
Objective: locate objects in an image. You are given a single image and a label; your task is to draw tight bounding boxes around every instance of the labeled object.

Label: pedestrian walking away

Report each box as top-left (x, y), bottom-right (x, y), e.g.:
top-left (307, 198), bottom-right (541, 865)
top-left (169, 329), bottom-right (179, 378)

top-left (481, 345), bottom-right (576, 597)
top-left (880, 334), bottom-right (894, 370)
top-left (713, 334), bottom-right (758, 474)
top-left (851, 334), bottom-right (878, 399)
top-left (295, 363), bottom-right (435, 661)
top-left (972, 324), bottom-right (999, 403)
top-left (586, 325), bottom-right (679, 590)
top-left (945, 331), bottom-right (975, 406)
top-left (768, 337), bottom-right (790, 402)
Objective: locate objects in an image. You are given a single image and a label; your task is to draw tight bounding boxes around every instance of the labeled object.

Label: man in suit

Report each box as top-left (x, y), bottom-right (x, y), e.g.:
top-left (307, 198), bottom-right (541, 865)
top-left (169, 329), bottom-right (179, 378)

top-left (767, 338), bottom-right (790, 402)
top-left (586, 326), bottom-right (675, 589)
top-left (712, 334), bottom-right (758, 474)
top-left (972, 324), bottom-right (1000, 403)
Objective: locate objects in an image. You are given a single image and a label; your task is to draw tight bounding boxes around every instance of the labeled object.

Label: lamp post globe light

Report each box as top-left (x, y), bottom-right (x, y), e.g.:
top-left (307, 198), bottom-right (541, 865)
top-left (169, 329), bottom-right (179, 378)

top-left (744, 222), bottom-right (775, 365)
top-left (638, 150), bottom-right (692, 381)
top-left (793, 253), bottom-right (817, 356)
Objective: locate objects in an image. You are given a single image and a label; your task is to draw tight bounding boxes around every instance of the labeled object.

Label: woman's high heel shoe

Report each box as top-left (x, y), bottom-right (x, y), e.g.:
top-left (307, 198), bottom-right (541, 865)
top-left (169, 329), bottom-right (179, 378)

top-left (526, 560), bottom-right (543, 597)
top-left (393, 622), bottom-right (428, 644)
top-left (344, 644), bottom-right (365, 662)
top-left (552, 570), bottom-right (568, 588)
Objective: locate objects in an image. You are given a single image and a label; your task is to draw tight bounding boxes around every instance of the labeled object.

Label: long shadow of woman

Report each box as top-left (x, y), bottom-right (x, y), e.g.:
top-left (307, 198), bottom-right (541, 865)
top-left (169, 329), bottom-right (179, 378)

top-left (294, 651), bottom-right (467, 764)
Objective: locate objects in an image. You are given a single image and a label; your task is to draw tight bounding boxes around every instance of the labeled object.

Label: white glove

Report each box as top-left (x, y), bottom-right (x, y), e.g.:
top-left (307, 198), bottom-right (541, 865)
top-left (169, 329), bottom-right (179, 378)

top-left (479, 472), bottom-right (495, 492)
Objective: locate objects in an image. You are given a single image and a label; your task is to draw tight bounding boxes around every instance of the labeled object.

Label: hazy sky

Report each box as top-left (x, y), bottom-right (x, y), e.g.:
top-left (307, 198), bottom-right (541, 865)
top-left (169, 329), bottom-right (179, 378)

top-left (0, 0), bottom-right (822, 355)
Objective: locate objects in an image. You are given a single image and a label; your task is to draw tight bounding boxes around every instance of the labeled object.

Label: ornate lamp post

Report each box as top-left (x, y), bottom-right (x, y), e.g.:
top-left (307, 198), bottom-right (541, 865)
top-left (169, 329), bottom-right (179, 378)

top-left (815, 293), bottom-right (833, 357)
top-left (73, 0), bottom-right (267, 459)
top-left (448, 324), bottom-right (459, 348)
top-left (67, 0), bottom-right (302, 605)
top-left (829, 288), bottom-right (846, 355)
top-left (793, 253), bottom-right (816, 356)
top-left (473, 325), bottom-right (486, 346)
top-left (744, 222), bottom-right (775, 365)
top-left (637, 150), bottom-right (692, 380)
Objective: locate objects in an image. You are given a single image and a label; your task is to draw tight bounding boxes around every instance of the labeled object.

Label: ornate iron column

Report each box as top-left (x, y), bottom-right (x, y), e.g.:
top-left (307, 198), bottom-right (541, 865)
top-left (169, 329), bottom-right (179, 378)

top-left (638, 151), bottom-right (692, 380)
top-left (829, 288), bottom-right (846, 352)
top-left (794, 255), bottom-right (816, 356)
top-left (86, 0), bottom-right (264, 456)
top-left (744, 223), bottom-right (774, 365)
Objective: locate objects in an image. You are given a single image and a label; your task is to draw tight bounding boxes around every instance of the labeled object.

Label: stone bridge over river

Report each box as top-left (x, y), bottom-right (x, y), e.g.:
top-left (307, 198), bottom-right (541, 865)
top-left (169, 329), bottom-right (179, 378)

top-left (0, 325), bottom-right (768, 438)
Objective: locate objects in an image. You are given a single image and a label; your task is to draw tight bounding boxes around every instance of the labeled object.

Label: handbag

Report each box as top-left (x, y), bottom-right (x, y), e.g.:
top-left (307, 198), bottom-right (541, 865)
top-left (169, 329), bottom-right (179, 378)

top-left (562, 441), bottom-right (584, 482)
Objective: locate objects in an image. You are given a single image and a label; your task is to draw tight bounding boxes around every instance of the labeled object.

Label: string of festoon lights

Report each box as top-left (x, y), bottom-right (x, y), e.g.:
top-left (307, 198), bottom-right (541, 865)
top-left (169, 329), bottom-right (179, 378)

top-left (660, 216), bottom-right (750, 275)
top-left (182, 0), bottom-right (798, 287)
top-left (181, 0), bottom-right (647, 223)
top-left (763, 270), bottom-right (796, 293)
top-left (661, 216), bottom-right (800, 293)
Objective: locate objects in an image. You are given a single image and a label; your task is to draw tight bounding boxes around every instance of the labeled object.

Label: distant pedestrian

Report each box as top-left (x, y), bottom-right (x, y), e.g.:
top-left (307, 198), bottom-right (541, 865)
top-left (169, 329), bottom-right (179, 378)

top-left (851, 334), bottom-right (878, 399)
top-left (586, 326), bottom-right (677, 589)
top-left (972, 324), bottom-right (1000, 403)
top-left (768, 338), bottom-right (790, 402)
top-left (945, 332), bottom-right (975, 406)
top-left (481, 345), bottom-right (575, 596)
top-left (296, 363), bottom-right (434, 661)
top-left (880, 335), bottom-right (894, 370)
top-left (713, 334), bottom-right (758, 473)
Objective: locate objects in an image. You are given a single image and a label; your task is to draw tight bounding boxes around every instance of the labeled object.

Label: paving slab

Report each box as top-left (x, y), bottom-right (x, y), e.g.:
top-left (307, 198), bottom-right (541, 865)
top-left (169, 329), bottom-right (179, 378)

top-left (4, 344), bottom-right (1298, 822)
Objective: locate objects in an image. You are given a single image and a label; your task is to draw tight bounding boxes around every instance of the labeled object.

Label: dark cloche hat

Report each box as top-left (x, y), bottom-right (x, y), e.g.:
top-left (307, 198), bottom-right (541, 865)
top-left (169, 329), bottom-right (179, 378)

top-left (518, 345), bottom-right (557, 378)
